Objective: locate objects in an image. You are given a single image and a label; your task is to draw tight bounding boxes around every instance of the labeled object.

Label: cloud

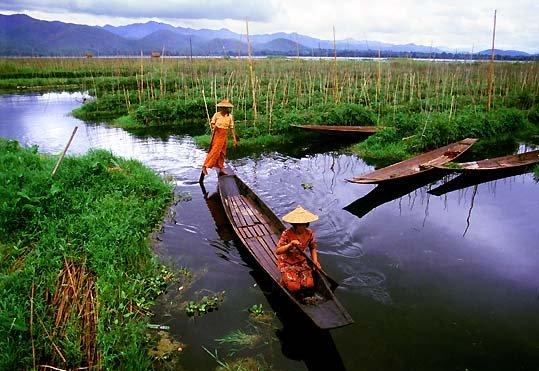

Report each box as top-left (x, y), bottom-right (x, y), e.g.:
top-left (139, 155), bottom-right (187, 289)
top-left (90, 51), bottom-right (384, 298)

top-left (0, 0), bottom-right (279, 22)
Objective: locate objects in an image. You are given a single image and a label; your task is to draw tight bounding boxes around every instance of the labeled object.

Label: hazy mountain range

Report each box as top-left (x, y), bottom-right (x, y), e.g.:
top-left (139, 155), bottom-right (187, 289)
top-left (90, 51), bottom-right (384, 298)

top-left (0, 14), bottom-right (535, 58)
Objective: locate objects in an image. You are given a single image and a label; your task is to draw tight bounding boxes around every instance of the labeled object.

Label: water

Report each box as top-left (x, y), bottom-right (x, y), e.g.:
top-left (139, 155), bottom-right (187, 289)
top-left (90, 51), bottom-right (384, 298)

top-left (1, 92), bottom-right (538, 370)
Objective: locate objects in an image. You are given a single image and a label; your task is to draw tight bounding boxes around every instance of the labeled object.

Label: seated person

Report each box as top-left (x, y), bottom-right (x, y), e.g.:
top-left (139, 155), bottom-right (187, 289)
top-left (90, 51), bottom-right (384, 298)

top-left (276, 206), bottom-right (321, 295)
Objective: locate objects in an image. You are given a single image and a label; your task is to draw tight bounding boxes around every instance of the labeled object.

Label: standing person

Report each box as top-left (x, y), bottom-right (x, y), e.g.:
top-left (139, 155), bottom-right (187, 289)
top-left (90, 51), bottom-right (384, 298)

top-left (200, 99), bottom-right (238, 180)
top-left (276, 206), bottom-right (321, 297)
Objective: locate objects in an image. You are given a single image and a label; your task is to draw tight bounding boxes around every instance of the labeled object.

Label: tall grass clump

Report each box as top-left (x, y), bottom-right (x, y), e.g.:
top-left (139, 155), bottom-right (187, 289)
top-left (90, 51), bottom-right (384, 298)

top-left (0, 138), bottom-right (173, 370)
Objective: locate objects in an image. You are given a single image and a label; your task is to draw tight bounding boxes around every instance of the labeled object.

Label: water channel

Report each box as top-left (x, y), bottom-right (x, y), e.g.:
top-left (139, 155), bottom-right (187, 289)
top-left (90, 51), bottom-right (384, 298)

top-left (1, 92), bottom-right (538, 370)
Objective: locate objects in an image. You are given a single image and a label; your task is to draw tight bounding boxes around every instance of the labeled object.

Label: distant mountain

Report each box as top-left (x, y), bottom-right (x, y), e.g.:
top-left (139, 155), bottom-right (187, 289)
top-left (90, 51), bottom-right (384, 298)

top-left (477, 49), bottom-right (531, 57)
top-left (103, 21), bottom-right (177, 39)
top-left (0, 14), bottom-right (534, 59)
top-left (0, 14), bottom-right (130, 55)
top-left (254, 38), bottom-right (310, 54)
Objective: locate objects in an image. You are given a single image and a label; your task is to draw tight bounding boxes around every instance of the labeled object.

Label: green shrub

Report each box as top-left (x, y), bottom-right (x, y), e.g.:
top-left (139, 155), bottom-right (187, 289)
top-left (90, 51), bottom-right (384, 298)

top-left (527, 104), bottom-right (539, 126)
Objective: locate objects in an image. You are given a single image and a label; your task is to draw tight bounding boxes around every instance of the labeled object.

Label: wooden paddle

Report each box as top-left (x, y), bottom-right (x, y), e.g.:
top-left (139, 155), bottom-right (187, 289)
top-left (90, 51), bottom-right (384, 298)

top-left (297, 248), bottom-right (339, 291)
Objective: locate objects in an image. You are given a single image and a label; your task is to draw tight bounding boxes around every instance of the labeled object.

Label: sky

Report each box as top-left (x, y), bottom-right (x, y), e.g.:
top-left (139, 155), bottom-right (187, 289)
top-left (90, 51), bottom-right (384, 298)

top-left (1, 0), bottom-right (538, 53)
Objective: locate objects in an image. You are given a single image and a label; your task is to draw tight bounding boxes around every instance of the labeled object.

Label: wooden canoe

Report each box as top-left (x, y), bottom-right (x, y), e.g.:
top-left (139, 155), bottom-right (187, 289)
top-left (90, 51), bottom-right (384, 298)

top-left (290, 124), bottom-right (381, 135)
top-left (218, 172), bottom-right (353, 330)
top-left (347, 138), bottom-right (477, 184)
top-left (433, 149), bottom-right (539, 172)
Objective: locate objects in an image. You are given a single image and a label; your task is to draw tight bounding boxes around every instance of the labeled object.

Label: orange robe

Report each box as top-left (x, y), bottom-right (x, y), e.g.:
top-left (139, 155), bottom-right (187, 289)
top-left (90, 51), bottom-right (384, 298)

top-left (276, 228), bottom-right (316, 293)
top-left (203, 112), bottom-right (234, 171)
top-left (203, 127), bottom-right (228, 170)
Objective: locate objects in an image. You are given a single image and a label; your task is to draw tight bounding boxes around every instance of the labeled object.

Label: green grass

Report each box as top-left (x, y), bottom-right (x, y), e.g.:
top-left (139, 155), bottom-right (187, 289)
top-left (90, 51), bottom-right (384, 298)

top-left (0, 138), bottom-right (173, 370)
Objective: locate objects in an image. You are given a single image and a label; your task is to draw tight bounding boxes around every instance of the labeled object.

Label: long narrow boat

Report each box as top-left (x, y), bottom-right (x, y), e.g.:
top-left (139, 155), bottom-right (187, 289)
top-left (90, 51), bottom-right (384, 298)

top-left (347, 138), bottom-right (477, 184)
top-left (433, 150), bottom-right (539, 172)
top-left (218, 172), bottom-right (353, 330)
top-left (290, 124), bottom-right (381, 135)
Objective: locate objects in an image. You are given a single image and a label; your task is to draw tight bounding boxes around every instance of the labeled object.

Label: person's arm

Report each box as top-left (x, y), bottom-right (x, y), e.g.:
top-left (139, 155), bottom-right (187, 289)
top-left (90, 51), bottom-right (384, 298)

top-left (309, 237), bottom-right (320, 268)
top-left (210, 113), bottom-right (217, 131)
top-left (276, 239), bottom-right (300, 254)
top-left (276, 231), bottom-right (300, 255)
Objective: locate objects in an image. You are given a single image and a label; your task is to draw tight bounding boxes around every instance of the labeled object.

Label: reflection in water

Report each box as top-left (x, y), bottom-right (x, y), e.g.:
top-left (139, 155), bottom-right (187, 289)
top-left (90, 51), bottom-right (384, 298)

top-left (343, 171), bottom-right (445, 219)
top-left (428, 167), bottom-right (534, 196)
top-left (201, 190), bottom-right (235, 242)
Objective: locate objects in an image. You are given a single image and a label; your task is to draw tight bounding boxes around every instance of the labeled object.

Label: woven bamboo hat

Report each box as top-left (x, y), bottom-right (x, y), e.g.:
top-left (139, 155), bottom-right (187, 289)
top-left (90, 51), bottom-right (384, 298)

top-left (282, 206), bottom-right (319, 224)
top-left (216, 99), bottom-right (234, 108)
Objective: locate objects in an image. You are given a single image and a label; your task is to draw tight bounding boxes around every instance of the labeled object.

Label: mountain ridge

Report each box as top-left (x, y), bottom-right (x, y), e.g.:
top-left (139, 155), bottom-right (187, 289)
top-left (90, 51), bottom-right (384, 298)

top-left (0, 14), bottom-right (536, 58)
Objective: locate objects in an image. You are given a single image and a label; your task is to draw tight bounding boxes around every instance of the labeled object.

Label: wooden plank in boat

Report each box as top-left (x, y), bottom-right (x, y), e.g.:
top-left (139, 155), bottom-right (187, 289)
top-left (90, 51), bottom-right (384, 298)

top-left (230, 199), bottom-right (250, 227)
top-left (231, 196), bottom-right (256, 226)
top-left (261, 235), bottom-right (277, 255)
top-left (255, 236), bottom-right (279, 265)
top-left (247, 237), bottom-right (279, 276)
top-left (242, 226), bottom-right (253, 238)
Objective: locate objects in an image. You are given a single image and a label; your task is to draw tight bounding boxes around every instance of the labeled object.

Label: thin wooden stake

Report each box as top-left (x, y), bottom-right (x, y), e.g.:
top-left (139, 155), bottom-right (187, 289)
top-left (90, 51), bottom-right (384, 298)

top-left (51, 126), bottom-right (78, 177)
top-left (30, 282), bottom-right (36, 370)
top-left (487, 9), bottom-right (497, 110)
top-left (246, 19), bottom-right (257, 124)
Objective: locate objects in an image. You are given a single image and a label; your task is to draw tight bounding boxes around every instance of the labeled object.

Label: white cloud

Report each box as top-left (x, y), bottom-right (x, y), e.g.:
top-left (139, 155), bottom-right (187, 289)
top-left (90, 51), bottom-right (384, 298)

top-left (0, 0), bottom-right (280, 21)
top-left (1, 0), bottom-right (537, 52)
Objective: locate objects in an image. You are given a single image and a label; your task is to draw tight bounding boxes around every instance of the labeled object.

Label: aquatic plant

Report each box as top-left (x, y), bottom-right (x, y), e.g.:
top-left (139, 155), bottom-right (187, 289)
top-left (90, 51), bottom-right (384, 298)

top-left (248, 304), bottom-right (265, 316)
top-left (215, 329), bottom-right (262, 348)
top-left (185, 291), bottom-right (225, 317)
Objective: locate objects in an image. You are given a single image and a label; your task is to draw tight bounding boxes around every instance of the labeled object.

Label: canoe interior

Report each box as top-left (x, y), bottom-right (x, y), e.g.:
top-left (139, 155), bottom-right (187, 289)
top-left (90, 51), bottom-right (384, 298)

top-left (218, 174), bottom-right (353, 329)
top-left (348, 138), bottom-right (477, 184)
top-left (435, 149), bottom-right (539, 171)
top-left (290, 124), bottom-right (380, 134)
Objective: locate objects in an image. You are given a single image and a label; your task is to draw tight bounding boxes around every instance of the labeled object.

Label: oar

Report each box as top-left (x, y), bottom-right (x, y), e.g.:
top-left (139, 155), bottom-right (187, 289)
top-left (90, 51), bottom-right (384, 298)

top-left (297, 248), bottom-right (339, 291)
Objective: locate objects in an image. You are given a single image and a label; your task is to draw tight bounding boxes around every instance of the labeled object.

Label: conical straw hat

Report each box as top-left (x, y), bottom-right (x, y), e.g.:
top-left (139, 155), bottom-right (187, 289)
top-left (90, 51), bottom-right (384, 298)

top-left (282, 206), bottom-right (319, 224)
top-left (216, 99), bottom-right (234, 108)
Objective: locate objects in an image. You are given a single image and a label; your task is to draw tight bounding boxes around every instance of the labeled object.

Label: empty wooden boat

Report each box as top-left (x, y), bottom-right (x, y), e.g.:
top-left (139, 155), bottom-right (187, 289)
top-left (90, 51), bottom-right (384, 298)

top-left (290, 124), bottom-right (381, 135)
top-left (433, 150), bottom-right (539, 172)
top-left (347, 138), bottom-right (477, 184)
top-left (218, 172), bottom-right (353, 330)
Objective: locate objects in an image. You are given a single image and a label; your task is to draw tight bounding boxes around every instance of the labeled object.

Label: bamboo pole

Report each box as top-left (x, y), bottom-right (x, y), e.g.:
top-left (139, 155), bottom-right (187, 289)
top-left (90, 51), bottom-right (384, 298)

top-left (332, 25), bottom-right (339, 102)
top-left (51, 126), bottom-right (78, 177)
top-left (246, 19), bottom-right (257, 124)
top-left (487, 9), bottom-right (497, 110)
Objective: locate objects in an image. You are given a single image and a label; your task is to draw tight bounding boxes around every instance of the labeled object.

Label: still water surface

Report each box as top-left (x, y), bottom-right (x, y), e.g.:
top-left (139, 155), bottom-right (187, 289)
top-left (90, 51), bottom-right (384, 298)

top-left (1, 92), bottom-right (538, 370)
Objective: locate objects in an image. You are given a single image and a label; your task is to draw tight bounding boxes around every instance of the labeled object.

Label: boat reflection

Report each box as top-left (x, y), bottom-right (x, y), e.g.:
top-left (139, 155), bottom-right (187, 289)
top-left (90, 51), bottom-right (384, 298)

top-left (428, 167), bottom-right (532, 196)
top-left (344, 172), bottom-right (445, 218)
top-left (199, 184), bottom-right (235, 242)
